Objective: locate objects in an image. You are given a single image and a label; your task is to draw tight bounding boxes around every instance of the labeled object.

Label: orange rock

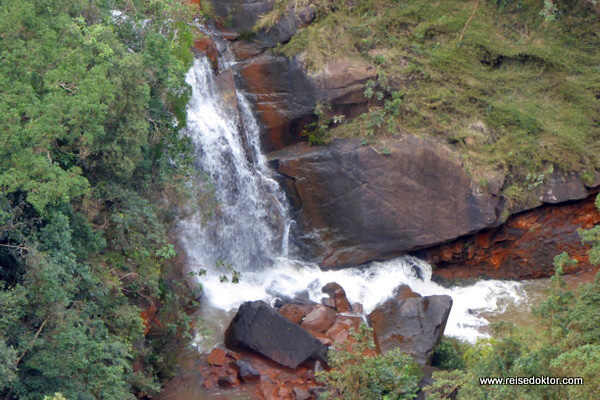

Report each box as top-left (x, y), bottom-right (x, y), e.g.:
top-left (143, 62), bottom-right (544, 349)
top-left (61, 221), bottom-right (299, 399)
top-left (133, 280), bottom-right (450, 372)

top-left (279, 303), bottom-right (315, 325)
top-left (194, 36), bottom-right (218, 69)
top-left (207, 348), bottom-right (227, 366)
top-left (427, 195), bottom-right (600, 280)
top-left (301, 305), bottom-right (337, 332)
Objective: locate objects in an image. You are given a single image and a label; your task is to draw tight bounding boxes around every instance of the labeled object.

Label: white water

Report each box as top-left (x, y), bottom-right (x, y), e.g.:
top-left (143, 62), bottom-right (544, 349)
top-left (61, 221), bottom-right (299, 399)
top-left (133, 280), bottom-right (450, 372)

top-left (179, 54), bottom-right (526, 348)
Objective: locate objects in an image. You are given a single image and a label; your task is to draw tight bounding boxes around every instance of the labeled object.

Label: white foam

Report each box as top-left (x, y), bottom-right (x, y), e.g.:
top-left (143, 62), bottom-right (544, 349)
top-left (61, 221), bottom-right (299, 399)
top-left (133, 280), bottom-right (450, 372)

top-left (196, 255), bottom-right (526, 343)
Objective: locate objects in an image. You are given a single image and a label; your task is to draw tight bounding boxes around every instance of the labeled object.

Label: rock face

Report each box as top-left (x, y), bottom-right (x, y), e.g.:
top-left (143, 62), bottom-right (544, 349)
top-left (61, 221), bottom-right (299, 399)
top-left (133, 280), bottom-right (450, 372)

top-left (239, 55), bottom-right (376, 152)
top-left (271, 136), bottom-right (503, 268)
top-left (225, 301), bottom-right (328, 369)
top-left (423, 194), bottom-right (600, 280)
top-left (369, 285), bottom-right (453, 365)
top-left (210, 0), bottom-right (315, 50)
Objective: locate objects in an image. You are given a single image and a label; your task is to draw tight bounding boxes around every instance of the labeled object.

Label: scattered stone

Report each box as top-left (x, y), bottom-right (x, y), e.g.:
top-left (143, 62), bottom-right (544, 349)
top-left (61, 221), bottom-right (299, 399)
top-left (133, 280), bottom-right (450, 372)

top-left (236, 360), bottom-right (261, 382)
top-left (369, 286), bottom-right (452, 365)
top-left (301, 305), bottom-right (337, 332)
top-left (225, 301), bottom-right (328, 369)
top-left (218, 374), bottom-right (239, 388)
top-left (206, 348), bottom-right (226, 366)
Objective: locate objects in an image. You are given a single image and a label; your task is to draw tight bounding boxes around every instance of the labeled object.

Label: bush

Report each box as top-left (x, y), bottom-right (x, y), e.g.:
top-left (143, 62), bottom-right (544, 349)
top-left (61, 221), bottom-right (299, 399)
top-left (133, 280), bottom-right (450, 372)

top-left (317, 325), bottom-right (422, 400)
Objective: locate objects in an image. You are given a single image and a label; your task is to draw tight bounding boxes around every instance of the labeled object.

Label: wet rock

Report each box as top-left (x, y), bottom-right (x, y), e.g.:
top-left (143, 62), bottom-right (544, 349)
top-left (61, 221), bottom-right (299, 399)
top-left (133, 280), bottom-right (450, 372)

top-left (206, 348), bottom-right (226, 366)
top-left (240, 55), bottom-right (376, 152)
top-left (270, 136), bottom-right (502, 268)
top-left (211, 0), bottom-right (315, 49)
top-left (301, 305), bottom-right (337, 332)
top-left (193, 36), bottom-right (218, 69)
top-left (225, 301), bottom-right (328, 369)
top-left (236, 360), bottom-right (261, 382)
top-left (218, 373), bottom-right (239, 388)
top-left (321, 297), bottom-right (336, 309)
top-left (322, 282), bottom-right (351, 312)
top-left (351, 302), bottom-right (363, 313)
top-left (326, 315), bottom-right (363, 344)
top-left (424, 195), bottom-right (600, 280)
top-left (369, 286), bottom-right (452, 365)
top-left (279, 303), bottom-right (316, 324)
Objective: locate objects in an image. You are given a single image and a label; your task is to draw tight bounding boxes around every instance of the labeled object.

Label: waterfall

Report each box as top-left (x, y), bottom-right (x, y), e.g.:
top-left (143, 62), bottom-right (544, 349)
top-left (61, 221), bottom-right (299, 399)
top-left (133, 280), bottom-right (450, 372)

top-left (179, 57), bottom-right (289, 272)
top-left (179, 49), bottom-right (525, 347)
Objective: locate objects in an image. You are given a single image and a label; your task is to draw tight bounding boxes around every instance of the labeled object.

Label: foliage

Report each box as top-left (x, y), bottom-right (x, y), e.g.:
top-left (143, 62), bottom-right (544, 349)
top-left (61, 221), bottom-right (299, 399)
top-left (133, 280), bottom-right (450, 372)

top-left (431, 337), bottom-right (467, 371)
top-left (0, 0), bottom-right (201, 399)
top-left (300, 102), bottom-right (345, 145)
top-left (276, 0), bottom-right (600, 190)
top-left (317, 325), bottom-right (422, 400)
top-left (426, 200), bottom-right (600, 399)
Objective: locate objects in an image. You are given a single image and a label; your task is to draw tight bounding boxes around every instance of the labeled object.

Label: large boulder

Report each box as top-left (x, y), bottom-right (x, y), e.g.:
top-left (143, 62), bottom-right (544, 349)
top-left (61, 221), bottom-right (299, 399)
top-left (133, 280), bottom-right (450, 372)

top-left (225, 301), bottom-right (328, 369)
top-left (270, 136), bottom-right (503, 268)
top-left (369, 285), bottom-right (452, 365)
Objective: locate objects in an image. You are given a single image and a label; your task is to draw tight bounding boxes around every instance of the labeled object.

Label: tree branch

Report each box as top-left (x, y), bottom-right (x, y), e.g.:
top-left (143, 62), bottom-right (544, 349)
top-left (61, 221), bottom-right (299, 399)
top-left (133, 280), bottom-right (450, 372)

top-left (15, 316), bottom-right (50, 366)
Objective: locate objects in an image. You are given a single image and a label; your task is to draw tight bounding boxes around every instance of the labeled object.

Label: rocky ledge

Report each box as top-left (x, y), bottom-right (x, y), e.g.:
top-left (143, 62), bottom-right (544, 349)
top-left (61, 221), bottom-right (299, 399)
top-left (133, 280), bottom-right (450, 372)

top-left (270, 136), bottom-right (598, 270)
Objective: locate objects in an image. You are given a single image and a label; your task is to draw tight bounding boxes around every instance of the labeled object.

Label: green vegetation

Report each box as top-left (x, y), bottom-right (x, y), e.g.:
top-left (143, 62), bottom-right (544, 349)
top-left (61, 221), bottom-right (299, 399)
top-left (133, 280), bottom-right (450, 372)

top-left (271, 0), bottom-right (599, 184)
top-left (317, 325), bottom-right (423, 400)
top-left (0, 1), bottom-right (206, 399)
top-left (426, 195), bottom-right (600, 399)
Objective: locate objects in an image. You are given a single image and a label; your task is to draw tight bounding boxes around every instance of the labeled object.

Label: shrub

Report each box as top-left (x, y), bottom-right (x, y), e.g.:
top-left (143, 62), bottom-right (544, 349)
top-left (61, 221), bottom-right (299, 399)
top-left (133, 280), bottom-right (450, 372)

top-left (317, 325), bottom-right (422, 400)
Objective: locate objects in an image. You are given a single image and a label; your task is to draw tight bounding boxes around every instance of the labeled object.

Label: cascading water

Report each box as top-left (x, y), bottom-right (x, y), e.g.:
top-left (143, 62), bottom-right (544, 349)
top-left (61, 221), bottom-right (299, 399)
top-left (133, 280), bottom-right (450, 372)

top-left (179, 43), bottom-right (526, 349)
top-left (179, 56), bottom-right (289, 271)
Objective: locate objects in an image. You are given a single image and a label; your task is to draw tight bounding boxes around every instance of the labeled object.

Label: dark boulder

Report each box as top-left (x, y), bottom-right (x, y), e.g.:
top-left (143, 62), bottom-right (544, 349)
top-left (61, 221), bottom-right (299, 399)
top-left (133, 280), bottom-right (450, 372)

top-left (225, 301), bottom-right (328, 369)
top-left (322, 282), bottom-right (351, 313)
top-left (270, 136), bottom-right (502, 268)
top-left (369, 285), bottom-right (452, 365)
top-left (236, 360), bottom-right (261, 382)
top-left (210, 0), bottom-right (315, 50)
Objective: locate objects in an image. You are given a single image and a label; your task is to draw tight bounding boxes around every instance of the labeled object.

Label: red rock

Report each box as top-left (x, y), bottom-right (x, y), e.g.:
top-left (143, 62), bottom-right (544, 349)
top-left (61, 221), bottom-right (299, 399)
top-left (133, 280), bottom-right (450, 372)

top-left (305, 329), bottom-right (333, 346)
top-left (301, 305), bottom-right (337, 332)
top-left (218, 373), bottom-right (239, 388)
top-left (203, 377), bottom-right (217, 390)
top-left (326, 316), bottom-right (362, 343)
top-left (194, 36), bottom-right (218, 69)
top-left (425, 195), bottom-right (600, 280)
top-left (207, 348), bottom-right (227, 366)
top-left (279, 303), bottom-right (315, 325)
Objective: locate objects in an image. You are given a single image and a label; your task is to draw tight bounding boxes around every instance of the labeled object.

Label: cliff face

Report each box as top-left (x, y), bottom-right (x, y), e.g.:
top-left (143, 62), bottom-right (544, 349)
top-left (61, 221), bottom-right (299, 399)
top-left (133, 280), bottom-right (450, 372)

top-left (269, 138), bottom-right (598, 274)
top-left (421, 195), bottom-right (600, 280)
top-left (197, 0), bottom-right (599, 276)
